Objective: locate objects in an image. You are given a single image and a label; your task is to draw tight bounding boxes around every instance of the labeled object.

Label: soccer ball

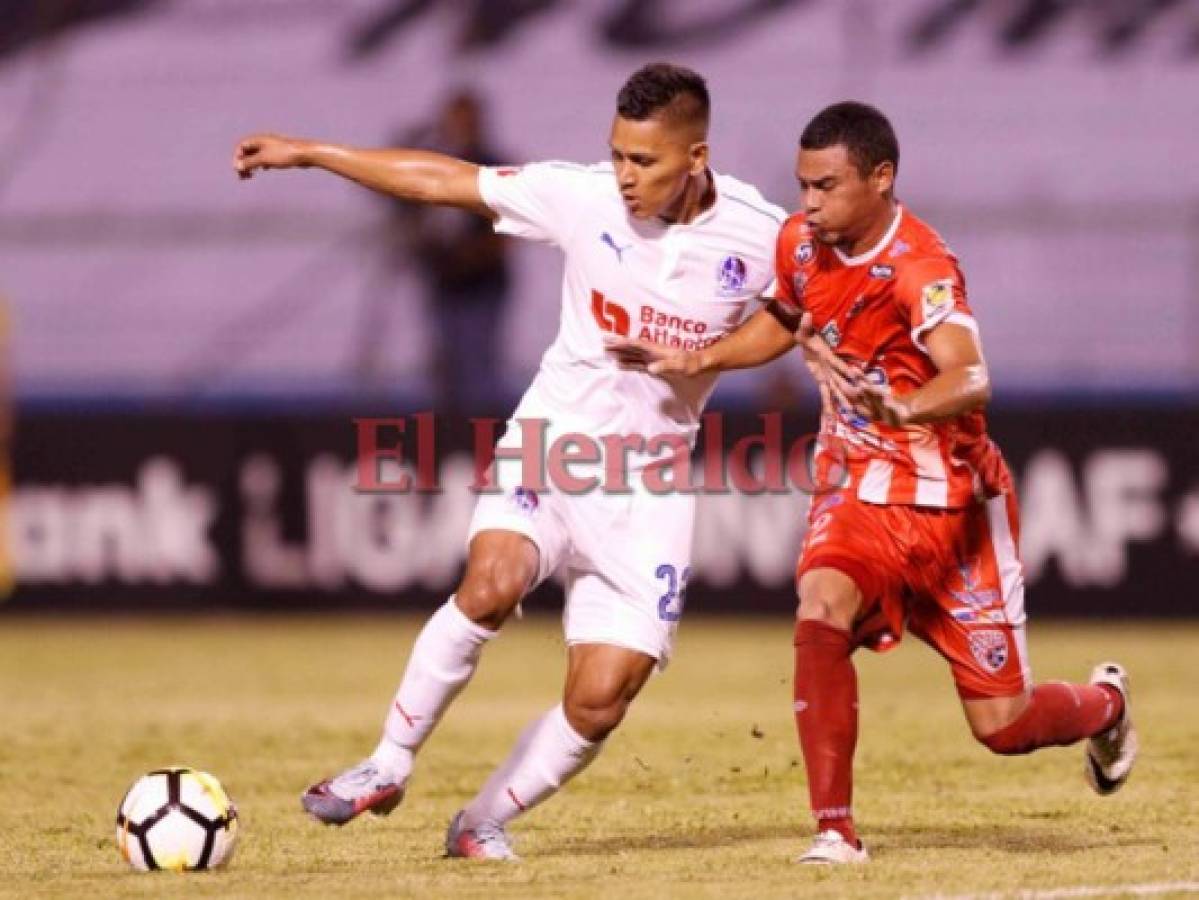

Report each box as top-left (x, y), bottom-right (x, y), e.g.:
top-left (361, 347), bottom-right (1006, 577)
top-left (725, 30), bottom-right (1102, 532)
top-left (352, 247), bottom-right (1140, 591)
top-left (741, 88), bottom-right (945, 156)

top-left (115, 767), bottom-right (239, 871)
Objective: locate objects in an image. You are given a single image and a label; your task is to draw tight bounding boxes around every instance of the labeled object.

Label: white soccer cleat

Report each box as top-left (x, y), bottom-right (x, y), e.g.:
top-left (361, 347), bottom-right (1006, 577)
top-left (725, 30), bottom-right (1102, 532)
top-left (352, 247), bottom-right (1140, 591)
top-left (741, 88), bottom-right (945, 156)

top-left (445, 810), bottom-right (519, 861)
top-left (301, 759), bottom-right (405, 826)
top-left (797, 829), bottom-right (869, 865)
top-left (1085, 662), bottom-right (1138, 796)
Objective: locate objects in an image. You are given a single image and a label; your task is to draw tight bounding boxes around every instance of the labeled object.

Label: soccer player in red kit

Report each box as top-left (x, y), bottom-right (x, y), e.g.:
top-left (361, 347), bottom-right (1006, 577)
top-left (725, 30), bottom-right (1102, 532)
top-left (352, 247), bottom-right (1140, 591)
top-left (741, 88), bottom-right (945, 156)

top-left (609, 101), bottom-right (1138, 864)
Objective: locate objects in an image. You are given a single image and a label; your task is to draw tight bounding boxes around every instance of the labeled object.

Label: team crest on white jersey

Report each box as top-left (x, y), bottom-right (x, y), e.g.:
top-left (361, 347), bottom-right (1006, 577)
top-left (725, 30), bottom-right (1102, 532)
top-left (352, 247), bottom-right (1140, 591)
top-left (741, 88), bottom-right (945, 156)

top-left (508, 486), bottom-right (540, 515)
top-left (716, 255), bottom-right (748, 296)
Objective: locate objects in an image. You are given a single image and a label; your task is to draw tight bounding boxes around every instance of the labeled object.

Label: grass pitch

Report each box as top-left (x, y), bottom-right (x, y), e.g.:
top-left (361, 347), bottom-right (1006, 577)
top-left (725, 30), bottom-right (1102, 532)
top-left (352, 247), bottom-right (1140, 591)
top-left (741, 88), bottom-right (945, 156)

top-left (1, 614), bottom-right (1196, 899)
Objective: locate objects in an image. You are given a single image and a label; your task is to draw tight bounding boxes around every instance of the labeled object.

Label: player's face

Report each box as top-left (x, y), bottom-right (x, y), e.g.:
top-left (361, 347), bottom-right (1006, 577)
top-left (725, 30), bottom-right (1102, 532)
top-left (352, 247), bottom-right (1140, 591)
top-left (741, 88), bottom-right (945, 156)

top-left (796, 145), bottom-right (893, 247)
top-left (609, 115), bottom-right (707, 220)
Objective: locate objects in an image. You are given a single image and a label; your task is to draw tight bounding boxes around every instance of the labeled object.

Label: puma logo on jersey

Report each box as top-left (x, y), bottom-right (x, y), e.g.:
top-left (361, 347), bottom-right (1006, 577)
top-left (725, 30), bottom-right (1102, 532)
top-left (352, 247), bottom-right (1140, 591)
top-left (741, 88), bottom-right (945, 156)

top-left (600, 231), bottom-right (632, 263)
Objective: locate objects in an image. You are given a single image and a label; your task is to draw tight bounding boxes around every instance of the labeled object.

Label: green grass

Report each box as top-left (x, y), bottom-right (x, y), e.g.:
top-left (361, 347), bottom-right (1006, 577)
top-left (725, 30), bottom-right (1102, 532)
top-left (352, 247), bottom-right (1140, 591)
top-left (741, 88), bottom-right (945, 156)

top-left (1, 615), bottom-right (1196, 898)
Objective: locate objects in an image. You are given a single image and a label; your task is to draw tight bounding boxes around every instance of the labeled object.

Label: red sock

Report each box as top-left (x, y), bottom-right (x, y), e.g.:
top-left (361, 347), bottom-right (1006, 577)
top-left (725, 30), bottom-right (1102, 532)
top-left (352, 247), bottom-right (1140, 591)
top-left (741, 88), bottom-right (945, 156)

top-left (793, 619), bottom-right (859, 847)
top-left (980, 682), bottom-right (1123, 755)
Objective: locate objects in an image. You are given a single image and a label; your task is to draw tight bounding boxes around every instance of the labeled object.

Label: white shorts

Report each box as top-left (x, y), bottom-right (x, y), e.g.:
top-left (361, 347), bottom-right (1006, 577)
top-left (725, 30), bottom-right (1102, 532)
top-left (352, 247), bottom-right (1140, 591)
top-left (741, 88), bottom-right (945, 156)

top-left (467, 460), bottom-right (696, 668)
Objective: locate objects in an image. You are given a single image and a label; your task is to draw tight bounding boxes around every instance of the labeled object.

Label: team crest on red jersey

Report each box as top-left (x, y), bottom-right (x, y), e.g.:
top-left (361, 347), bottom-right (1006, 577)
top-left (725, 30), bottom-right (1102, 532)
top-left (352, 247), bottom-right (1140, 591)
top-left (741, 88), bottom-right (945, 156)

top-left (795, 241), bottom-right (814, 264)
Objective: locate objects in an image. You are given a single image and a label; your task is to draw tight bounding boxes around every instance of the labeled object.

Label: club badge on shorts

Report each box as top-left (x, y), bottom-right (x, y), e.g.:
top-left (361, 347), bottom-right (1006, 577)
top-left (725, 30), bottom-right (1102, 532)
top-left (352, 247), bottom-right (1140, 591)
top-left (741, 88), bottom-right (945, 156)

top-left (968, 629), bottom-right (1009, 674)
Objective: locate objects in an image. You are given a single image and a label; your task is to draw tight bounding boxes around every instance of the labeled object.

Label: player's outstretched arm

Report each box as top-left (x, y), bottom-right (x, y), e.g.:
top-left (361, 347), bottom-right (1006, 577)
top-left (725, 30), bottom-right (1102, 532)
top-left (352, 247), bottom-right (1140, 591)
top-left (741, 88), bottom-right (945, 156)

top-left (232, 133), bottom-right (494, 219)
top-left (607, 301), bottom-right (803, 377)
top-left (851, 323), bottom-right (990, 427)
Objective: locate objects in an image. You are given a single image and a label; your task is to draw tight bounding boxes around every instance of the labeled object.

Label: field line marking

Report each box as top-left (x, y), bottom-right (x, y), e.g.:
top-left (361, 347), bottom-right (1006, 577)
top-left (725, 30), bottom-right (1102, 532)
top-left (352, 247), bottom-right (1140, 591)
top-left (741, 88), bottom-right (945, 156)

top-left (906, 881), bottom-right (1199, 900)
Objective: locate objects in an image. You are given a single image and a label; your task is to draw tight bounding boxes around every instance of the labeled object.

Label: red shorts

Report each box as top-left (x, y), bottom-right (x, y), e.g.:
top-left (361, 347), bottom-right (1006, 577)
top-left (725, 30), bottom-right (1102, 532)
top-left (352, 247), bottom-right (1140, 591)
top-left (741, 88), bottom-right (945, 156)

top-left (798, 490), bottom-right (1031, 699)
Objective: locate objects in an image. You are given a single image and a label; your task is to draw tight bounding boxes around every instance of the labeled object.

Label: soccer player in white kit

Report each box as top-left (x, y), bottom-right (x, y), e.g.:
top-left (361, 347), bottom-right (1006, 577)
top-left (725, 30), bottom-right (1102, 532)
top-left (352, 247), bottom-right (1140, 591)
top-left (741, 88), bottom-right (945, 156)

top-left (233, 64), bottom-right (785, 859)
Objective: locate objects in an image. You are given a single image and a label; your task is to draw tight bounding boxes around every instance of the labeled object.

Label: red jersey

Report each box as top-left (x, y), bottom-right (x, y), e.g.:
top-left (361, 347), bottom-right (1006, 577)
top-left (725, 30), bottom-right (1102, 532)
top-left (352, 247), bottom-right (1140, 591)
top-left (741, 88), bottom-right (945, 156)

top-left (773, 205), bottom-right (1012, 508)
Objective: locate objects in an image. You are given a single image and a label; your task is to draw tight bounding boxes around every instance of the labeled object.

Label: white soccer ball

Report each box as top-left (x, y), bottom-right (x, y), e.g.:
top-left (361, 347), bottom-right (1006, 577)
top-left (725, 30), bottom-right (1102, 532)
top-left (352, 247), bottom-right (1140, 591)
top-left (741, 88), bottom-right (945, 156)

top-left (115, 767), bottom-right (239, 871)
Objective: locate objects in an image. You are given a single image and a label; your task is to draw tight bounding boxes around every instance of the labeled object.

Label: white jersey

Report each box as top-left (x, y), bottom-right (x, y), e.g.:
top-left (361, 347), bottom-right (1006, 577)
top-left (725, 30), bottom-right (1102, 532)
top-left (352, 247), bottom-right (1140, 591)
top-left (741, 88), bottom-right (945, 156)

top-left (478, 161), bottom-right (785, 469)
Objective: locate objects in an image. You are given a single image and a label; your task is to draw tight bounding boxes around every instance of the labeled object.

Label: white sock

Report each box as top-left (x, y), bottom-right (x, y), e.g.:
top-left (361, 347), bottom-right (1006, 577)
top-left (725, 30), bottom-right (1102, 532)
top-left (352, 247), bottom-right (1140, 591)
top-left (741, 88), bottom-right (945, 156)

top-left (460, 703), bottom-right (600, 830)
top-left (370, 597), bottom-right (497, 780)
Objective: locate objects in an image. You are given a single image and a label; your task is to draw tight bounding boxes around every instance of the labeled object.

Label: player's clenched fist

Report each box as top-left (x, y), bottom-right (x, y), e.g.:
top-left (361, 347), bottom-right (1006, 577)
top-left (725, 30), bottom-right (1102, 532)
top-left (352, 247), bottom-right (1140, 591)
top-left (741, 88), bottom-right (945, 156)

top-left (233, 133), bottom-right (310, 179)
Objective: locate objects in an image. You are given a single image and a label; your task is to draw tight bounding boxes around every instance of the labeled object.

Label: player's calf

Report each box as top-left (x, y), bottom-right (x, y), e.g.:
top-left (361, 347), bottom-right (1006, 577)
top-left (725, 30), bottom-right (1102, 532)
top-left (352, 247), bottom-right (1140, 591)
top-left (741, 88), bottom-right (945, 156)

top-left (971, 678), bottom-right (1124, 757)
top-left (561, 695), bottom-right (627, 743)
top-left (562, 643), bottom-right (656, 741)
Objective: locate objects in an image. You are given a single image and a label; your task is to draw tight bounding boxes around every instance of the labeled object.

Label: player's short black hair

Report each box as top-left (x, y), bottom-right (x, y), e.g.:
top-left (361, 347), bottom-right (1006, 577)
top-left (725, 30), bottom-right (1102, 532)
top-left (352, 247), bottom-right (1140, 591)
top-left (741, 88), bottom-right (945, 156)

top-left (616, 63), bottom-right (710, 132)
top-left (800, 101), bottom-right (899, 178)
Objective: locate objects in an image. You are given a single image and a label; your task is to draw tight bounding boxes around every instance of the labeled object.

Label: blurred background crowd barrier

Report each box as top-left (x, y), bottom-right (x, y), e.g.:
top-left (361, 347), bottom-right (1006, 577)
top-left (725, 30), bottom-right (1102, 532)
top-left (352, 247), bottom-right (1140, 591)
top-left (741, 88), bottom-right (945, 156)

top-left (1, 0), bottom-right (1196, 613)
top-left (10, 409), bottom-right (1199, 615)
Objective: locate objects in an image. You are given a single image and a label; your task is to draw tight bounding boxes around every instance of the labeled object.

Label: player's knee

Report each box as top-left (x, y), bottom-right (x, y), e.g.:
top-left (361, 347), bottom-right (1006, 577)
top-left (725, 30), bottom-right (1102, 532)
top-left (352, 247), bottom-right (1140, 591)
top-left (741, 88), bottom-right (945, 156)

top-left (975, 724), bottom-right (1031, 756)
top-left (965, 693), bottom-right (1033, 755)
top-left (455, 556), bottom-right (530, 630)
top-left (796, 569), bottom-right (861, 630)
top-left (562, 694), bottom-right (627, 742)
top-left (796, 589), bottom-right (857, 630)
top-left (797, 595), bottom-right (840, 625)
